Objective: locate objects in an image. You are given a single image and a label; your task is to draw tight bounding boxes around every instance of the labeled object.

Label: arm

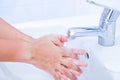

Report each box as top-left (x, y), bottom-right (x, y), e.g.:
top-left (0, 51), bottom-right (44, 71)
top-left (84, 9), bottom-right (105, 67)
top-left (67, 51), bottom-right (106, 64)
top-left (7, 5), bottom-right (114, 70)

top-left (0, 39), bottom-right (28, 62)
top-left (0, 18), bottom-right (34, 42)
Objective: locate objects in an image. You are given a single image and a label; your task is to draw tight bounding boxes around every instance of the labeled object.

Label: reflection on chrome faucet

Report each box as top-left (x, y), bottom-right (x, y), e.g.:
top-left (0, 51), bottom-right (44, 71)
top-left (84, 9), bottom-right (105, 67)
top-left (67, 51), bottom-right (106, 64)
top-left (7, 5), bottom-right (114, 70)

top-left (68, 5), bottom-right (120, 47)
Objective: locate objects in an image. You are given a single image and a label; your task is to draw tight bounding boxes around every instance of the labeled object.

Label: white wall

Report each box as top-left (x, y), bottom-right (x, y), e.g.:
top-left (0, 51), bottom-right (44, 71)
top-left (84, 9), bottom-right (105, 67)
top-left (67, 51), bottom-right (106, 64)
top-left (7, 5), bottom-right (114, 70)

top-left (0, 0), bottom-right (103, 24)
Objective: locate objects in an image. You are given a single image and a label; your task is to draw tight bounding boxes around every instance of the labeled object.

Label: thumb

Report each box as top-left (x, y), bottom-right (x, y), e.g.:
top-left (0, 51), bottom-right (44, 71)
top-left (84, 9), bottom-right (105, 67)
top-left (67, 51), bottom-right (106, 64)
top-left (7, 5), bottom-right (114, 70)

top-left (59, 35), bottom-right (68, 43)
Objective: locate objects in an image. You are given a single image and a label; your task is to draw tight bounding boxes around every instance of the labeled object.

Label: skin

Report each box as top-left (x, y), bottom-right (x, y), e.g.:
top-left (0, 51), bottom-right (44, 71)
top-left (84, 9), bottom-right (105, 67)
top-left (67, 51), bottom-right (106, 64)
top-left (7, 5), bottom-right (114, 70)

top-left (0, 18), bottom-right (87, 80)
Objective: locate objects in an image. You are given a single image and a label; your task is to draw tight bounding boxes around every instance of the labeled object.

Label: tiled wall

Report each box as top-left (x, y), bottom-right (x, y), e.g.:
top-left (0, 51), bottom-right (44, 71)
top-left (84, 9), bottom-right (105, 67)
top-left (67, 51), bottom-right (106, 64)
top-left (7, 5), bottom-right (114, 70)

top-left (0, 0), bottom-right (102, 23)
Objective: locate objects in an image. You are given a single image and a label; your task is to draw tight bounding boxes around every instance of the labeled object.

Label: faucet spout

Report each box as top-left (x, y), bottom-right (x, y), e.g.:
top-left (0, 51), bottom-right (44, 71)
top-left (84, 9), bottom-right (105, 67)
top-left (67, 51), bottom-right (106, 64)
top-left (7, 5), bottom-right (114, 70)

top-left (68, 27), bottom-right (101, 39)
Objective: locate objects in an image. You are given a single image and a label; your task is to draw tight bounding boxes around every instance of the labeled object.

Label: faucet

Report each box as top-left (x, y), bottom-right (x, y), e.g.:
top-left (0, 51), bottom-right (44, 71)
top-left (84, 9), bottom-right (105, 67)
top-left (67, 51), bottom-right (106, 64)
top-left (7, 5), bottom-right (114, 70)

top-left (67, 1), bottom-right (120, 47)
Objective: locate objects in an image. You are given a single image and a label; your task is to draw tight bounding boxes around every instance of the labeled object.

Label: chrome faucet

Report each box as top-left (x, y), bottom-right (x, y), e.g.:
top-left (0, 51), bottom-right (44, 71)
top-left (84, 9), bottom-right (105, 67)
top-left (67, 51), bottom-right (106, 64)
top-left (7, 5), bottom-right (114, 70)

top-left (67, 1), bottom-right (120, 47)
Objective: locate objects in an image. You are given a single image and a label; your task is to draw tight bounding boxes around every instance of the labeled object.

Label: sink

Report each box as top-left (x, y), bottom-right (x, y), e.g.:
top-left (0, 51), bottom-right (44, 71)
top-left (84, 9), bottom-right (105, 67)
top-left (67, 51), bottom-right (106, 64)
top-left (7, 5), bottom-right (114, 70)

top-left (0, 24), bottom-right (115, 80)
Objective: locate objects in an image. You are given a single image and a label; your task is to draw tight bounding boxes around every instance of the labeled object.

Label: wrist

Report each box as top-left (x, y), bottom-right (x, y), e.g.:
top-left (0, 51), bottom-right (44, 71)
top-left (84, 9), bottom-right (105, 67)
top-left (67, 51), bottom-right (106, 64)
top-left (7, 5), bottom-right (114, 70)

top-left (16, 41), bottom-right (34, 63)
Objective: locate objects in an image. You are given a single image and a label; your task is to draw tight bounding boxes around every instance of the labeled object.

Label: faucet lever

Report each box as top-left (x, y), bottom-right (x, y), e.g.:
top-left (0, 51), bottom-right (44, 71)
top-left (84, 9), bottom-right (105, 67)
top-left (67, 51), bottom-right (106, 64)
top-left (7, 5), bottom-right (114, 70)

top-left (98, 8), bottom-right (120, 46)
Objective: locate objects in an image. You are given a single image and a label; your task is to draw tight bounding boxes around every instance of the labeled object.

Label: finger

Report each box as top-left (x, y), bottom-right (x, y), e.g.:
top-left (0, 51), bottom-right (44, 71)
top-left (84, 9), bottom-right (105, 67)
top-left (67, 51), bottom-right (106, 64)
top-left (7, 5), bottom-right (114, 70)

top-left (59, 35), bottom-right (68, 43)
top-left (52, 39), bottom-right (63, 47)
top-left (72, 59), bottom-right (88, 67)
top-left (57, 66), bottom-right (77, 80)
top-left (74, 49), bottom-right (87, 55)
top-left (57, 71), bottom-right (68, 80)
top-left (51, 70), bottom-right (61, 80)
top-left (69, 69), bottom-right (82, 76)
top-left (70, 49), bottom-right (90, 61)
top-left (61, 58), bottom-right (81, 73)
top-left (69, 49), bottom-right (79, 59)
top-left (53, 35), bottom-right (68, 46)
top-left (67, 49), bottom-right (87, 59)
top-left (48, 34), bottom-right (64, 47)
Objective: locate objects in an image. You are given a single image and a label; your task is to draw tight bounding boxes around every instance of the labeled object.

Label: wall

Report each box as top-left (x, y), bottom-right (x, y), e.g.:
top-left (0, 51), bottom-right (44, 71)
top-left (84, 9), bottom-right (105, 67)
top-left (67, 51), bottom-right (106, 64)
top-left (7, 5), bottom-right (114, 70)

top-left (0, 0), bottom-right (103, 24)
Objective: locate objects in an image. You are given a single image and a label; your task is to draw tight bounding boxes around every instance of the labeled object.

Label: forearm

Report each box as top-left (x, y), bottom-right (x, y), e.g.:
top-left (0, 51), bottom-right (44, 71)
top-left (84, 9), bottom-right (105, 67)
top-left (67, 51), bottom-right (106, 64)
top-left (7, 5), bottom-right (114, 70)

top-left (0, 39), bottom-right (29, 62)
top-left (0, 18), bottom-right (34, 42)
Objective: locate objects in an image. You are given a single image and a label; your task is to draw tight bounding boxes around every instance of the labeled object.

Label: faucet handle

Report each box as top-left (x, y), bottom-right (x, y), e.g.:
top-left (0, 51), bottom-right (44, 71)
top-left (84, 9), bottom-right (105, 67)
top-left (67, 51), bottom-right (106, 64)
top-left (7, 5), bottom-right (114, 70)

top-left (86, 0), bottom-right (120, 22)
top-left (86, 0), bottom-right (120, 11)
top-left (100, 8), bottom-right (120, 22)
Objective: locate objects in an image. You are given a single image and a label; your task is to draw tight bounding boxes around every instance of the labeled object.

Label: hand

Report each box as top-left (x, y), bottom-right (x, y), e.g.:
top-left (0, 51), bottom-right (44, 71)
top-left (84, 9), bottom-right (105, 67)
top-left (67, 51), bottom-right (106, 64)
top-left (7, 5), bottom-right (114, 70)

top-left (23, 35), bottom-right (87, 80)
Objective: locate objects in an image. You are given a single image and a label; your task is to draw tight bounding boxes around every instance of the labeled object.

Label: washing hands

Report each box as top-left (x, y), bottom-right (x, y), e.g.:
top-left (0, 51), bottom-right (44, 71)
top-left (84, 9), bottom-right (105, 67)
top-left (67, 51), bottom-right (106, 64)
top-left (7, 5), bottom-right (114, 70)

top-left (0, 18), bottom-right (88, 80)
top-left (25, 35), bottom-right (88, 80)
